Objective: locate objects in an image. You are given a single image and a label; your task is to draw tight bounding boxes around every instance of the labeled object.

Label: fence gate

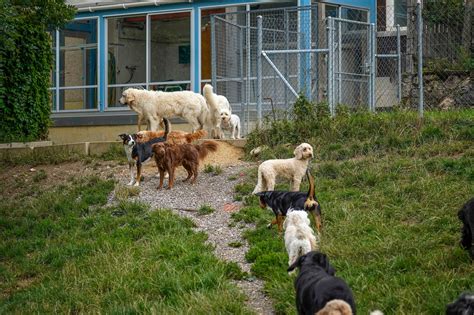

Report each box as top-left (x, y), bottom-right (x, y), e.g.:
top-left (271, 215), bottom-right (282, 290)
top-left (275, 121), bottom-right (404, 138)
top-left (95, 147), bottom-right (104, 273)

top-left (211, 16), bottom-right (246, 132)
top-left (329, 17), bottom-right (374, 113)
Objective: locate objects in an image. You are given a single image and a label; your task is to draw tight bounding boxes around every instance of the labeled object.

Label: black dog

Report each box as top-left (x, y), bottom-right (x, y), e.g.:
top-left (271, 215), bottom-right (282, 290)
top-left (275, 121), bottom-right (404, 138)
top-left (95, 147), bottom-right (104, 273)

top-left (287, 251), bottom-right (356, 315)
top-left (458, 197), bottom-right (474, 260)
top-left (255, 169), bottom-right (321, 234)
top-left (446, 292), bottom-right (474, 315)
top-left (118, 117), bottom-right (169, 186)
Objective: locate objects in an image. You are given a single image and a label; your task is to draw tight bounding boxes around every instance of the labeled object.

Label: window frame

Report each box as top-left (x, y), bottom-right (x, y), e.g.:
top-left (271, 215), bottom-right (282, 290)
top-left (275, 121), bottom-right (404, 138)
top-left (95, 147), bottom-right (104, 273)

top-left (49, 16), bottom-right (100, 112)
top-left (104, 9), bottom-right (193, 111)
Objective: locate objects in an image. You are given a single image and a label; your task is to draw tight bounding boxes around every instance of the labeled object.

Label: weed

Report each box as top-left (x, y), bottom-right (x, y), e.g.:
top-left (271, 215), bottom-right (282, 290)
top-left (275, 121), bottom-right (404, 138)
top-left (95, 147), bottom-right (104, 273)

top-left (32, 169), bottom-right (47, 182)
top-left (204, 164), bottom-right (223, 176)
top-left (198, 204), bottom-right (215, 215)
top-left (114, 184), bottom-right (140, 202)
top-left (227, 175), bottom-right (238, 181)
top-left (228, 241), bottom-right (243, 248)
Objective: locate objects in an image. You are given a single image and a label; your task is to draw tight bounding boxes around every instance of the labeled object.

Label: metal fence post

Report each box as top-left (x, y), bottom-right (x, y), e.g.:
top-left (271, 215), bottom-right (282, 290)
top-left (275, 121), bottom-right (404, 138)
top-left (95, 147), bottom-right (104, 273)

top-left (397, 24), bottom-right (402, 103)
top-left (416, 1), bottom-right (424, 118)
top-left (211, 15), bottom-right (217, 89)
top-left (327, 17), bottom-right (334, 117)
top-left (256, 15), bottom-right (263, 127)
top-left (239, 26), bottom-right (245, 134)
top-left (284, 9), bottom-right (289, 108)
top-left (369, 23), bottom-right (376, 112)
top-left (246, 9), bottom-right (251, 135)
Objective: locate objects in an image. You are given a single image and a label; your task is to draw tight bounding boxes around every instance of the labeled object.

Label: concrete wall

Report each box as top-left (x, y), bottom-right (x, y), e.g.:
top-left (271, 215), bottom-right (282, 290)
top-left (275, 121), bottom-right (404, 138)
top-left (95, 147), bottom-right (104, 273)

top-left (48, 122), bottom-right (194, 144)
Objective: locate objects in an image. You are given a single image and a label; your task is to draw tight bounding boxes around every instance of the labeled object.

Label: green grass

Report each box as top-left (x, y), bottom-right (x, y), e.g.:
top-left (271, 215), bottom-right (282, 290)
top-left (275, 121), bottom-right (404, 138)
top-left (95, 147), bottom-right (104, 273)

top-left (204, 164), bottom-right (223, 176)
top-left (0, 177), bottom-right (251, 314)
top-left (198, 204), bottom-right (215, 215)
top-left (236, 108), bottom-right (474, 314)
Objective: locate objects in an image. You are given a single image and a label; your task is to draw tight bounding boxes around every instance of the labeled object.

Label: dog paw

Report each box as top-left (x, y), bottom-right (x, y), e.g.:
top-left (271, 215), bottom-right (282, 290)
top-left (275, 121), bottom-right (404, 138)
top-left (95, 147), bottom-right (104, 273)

top-left (127, 181), bottom-right (135, 186)
top-left (267, 223), bottom-right (272, 229)
top-left (133, 182), bottom-right (140, 187)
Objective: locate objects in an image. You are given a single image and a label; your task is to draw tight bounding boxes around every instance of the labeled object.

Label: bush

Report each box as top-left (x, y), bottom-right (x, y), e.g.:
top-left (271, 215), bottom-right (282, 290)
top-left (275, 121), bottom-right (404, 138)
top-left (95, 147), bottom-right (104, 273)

top-left (0, 1), bottom-right (75, 142)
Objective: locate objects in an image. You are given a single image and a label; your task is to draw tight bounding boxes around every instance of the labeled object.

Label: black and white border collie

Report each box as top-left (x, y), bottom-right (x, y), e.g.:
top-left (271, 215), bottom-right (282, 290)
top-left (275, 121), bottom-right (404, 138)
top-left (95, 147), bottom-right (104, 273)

top-left (119, 118), bottom-right (169, 186)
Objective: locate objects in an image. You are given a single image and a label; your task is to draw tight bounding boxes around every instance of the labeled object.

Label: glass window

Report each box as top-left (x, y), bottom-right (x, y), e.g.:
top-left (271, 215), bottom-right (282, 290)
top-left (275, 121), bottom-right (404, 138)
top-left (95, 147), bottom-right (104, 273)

top-left (394, 0), bottom-right (407, 26)
top-left (107, 15), bottom-right (146, 107)
top-left (150, 12), bottom-right (191, 91)
top-left (59, 19), bottom-right (98, 110)
top-left (341, 7), bottom-right (368, 22)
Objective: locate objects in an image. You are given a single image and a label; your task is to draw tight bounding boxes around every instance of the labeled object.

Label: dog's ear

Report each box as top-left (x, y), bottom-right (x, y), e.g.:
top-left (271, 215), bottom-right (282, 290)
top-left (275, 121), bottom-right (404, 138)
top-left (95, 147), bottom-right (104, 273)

top-left (287, 254), bottom-right (306, 272)
top-left (312, 252), bottom-right (335, 275)
top-left (118, 133), bottom-right (127, 140)
top-left (293, 145), bottom-right (303, 160)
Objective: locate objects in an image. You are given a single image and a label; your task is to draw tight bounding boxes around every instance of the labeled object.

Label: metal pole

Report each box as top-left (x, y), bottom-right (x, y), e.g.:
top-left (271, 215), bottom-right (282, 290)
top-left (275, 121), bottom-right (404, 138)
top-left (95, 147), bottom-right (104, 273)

top-left (417, 1), bottom-right (424, 118)
top-left (284, 9), bottom-right (289, 108)
top-left (337, 9), bottom-right (342, 105)
top-left (327, 17), bottom-right (334, 117)
top-left (246, 8), bottom-right (251, 135)
top-left (257, 15), bottom-right (263, 127)
top-left (370, 23), bottom-right (376, 112)
top-left (239, 26), bottom-right (245, 133)
top-left (211, 15), bottom-right (217, 89)
top-left (397, 24), bottom-right (402, 103)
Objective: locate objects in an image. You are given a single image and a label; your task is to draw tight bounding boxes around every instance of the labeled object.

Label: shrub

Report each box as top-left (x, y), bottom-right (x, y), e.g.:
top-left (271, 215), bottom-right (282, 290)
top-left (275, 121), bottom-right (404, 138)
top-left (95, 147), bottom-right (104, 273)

top-left (0, 1), bottom-right (75, 142)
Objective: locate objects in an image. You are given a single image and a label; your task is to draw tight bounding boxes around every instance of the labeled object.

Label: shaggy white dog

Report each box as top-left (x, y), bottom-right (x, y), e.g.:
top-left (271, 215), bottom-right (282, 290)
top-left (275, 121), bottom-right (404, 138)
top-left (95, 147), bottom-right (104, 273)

top-left (220, 112), bottom-right (241, 139)
top-left (202, 84), bottom-right (231, 139)
top-left (252, 143), bottom-right (314, 193)
top-left (284, 210), bottom-right (319, 267)
top-left (119, 88), bottom-right (209, 132)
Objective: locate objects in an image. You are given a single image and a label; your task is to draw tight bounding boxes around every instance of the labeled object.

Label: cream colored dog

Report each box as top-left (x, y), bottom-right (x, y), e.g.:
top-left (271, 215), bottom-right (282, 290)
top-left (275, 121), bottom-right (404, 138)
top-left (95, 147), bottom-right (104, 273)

top-left (284, 210), bottom-right (319, 267)
top-left (119, 88), bottom-right (208, 132)
top-left (252, 143), bottom-right (314, 193)
top-left (202, 84), bottom-right (231, 139)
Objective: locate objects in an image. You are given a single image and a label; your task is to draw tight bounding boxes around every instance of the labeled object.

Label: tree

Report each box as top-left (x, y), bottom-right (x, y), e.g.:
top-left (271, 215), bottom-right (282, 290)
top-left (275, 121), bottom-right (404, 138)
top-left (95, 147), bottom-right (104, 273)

top-left (0, 0), bottom-right (76, 142)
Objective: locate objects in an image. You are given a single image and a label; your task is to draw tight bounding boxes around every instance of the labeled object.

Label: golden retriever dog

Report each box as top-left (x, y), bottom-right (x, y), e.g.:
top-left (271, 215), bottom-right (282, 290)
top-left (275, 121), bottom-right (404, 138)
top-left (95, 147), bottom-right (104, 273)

top-left (152, 141), bottom-right (218, 189)
top-left (252, 143), bottom-right (314, 193)
top-left (119, 88), bottom-right (209, 132)
top-left (136, 129), bottom-right (207, 145)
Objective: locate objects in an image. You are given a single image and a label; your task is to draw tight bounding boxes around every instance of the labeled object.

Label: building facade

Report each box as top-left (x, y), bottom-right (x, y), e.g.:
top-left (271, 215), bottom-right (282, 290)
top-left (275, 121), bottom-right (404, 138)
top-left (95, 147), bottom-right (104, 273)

top-left (49, 0), bottom-right (376, 141)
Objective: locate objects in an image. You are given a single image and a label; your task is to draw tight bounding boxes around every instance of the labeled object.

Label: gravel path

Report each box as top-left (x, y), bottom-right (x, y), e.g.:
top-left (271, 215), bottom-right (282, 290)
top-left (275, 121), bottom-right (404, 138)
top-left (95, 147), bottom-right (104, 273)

top-left (114, 159), bottom-right (274, 315)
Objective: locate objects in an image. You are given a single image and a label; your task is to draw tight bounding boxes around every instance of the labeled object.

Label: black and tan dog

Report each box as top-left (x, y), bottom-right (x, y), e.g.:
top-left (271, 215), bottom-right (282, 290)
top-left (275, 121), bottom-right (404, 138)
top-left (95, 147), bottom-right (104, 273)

top-left (458, 197), bottom-right (474, 260)
top-left (255, 169), bottom-right (321, 234)
top-left (287, 251), bottom-right (356, 315)
top-left (446, 292), bottom-right (474, 315)
top-left (119, 117), bottom-right (169, 186)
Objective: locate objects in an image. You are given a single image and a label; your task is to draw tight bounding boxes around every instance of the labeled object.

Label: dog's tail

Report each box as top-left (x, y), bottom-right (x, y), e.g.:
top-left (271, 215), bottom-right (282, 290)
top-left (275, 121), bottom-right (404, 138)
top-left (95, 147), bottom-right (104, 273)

top-left (315, 299), bottom-right (353, 315)
top-left (202, 84), bottom-right (220, 111)
top-left (252, 168), bottom-right (264, 194)
top-left (304, 168), bottom-right (318, 211)
top-left (195, 140), bottom-right (218, 160)
top-left (186, 129), bottom-right (207, 143)
top-left (162, 118), bottom-right (170, 140)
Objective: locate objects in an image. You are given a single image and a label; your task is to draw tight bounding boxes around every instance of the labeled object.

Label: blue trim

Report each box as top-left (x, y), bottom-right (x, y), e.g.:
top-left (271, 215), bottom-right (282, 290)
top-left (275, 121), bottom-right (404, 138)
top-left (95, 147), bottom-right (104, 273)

top-left (192, 7), bottom-right (200, 93)
top-left (298, 0), bottom-right (311, 99)
top-left (99, 17), bottom-right (106, 111)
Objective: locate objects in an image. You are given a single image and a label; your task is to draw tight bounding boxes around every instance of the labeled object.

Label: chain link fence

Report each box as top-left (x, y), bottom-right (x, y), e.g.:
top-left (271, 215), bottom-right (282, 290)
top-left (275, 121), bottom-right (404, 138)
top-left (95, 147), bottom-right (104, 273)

top-left (211, 1), bottom-right (472, 133)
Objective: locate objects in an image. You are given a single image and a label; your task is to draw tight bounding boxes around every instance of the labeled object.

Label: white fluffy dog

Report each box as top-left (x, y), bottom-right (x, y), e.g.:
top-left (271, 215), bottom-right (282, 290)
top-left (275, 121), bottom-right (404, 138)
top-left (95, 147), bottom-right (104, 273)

top-left (220, 112), bottom-right (241, 139)
top-left (252, 143), bottom-right (314, 193)
top-left (202, 84), bottom-right (231, 139)
top-left (284, 210), bottom-right (319, 267)
top-left (120, 88), bottom-right (209, 132)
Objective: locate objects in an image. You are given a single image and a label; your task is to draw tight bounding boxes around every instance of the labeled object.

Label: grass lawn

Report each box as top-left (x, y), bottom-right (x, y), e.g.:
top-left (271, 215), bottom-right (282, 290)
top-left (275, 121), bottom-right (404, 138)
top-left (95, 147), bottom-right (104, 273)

top-left (0, 176), bottom-right (250, 314)
top-left (234, 109), bottom-right (474, 314)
